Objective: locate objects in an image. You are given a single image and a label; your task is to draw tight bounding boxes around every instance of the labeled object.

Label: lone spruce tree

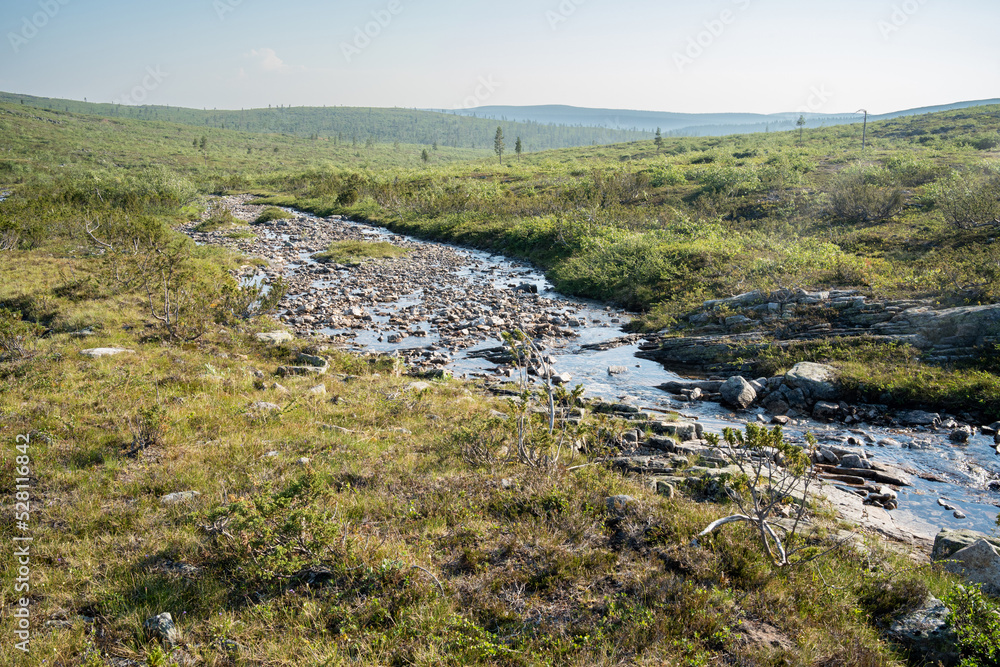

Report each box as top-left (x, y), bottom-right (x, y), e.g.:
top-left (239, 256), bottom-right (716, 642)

top-left (654, 127), bottom-right (663, 152)
top-left (494, 126), bottom-right (505, 164)
top-left (515, 137), bottom-right (522, 161)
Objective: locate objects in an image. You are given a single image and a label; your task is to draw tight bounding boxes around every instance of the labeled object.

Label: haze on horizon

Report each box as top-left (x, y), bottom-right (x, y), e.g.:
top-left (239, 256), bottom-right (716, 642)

top-left (0, 0), bottom-right (997, 116)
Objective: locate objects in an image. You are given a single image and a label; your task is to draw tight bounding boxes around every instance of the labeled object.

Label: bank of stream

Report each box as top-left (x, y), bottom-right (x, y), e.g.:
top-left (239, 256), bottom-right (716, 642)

top-left (185, 196), bottom-right (1000, 541)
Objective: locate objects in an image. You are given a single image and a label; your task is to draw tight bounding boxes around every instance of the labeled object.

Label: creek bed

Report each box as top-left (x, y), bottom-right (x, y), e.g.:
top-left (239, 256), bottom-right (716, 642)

top-left (186, 198), bottom-right (1000, 537)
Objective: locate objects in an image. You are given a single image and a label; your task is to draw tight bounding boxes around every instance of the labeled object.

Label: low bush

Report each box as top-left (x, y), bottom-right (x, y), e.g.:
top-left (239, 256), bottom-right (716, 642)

top-left (828, 164), bottom-right (904, 223)
top-left (253, 206), bottom-right (293, 224)
top-left (192, 201), bottom-right (241, 232)
top-left (0, 308), bottom-right (41, 361)
top-left (935, 170), bottom-right (1000, 229)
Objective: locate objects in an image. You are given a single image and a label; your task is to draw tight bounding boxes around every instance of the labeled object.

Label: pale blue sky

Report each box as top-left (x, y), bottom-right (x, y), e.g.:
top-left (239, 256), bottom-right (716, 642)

top-left (0, 0), bottom-right (996, 114)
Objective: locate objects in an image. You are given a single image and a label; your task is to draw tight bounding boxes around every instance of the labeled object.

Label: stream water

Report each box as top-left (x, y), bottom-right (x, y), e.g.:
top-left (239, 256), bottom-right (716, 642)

top-left (240, 210), bottom-right (1000, 538)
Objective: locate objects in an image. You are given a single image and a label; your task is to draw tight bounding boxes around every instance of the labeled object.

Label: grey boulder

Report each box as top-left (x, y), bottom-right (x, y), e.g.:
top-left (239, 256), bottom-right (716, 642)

top-left (720, 376), bottom-right (756, 409)
top-left (886, 596), bottom-right (958, 666)
top-left (783, 362), bottom-right (839, 401)
top-left (932, 529), bottom-right (1000, 561)
top-left (941, 539), bottom-right (1000, 596)
top-left (144, 612), bottom-right (181, 646)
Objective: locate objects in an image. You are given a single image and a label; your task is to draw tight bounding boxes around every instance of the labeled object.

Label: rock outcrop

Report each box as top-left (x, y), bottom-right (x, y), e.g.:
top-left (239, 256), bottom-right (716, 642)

top-left (932, 529), bottom-right (1000, 561)
top-left (659, 361), bottom-right (843, 420)
top-left (638, 288), bottom-right (1000, 372)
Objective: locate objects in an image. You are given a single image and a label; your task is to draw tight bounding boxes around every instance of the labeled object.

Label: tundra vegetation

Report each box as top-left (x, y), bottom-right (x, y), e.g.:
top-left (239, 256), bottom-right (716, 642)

top-left (0, 99), bottom-right (999, 665)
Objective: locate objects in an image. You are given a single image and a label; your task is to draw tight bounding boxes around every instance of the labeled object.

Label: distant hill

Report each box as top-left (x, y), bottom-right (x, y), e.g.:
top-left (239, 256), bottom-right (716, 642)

top-left (0, 92), bottom-right (653, 152)
top-left (439, 99), bottom-right (1000, 137)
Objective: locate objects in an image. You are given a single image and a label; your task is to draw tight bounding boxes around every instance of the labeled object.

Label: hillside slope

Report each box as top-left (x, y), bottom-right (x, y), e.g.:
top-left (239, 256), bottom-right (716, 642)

top-left (0, 92), bottom-right (653, 151)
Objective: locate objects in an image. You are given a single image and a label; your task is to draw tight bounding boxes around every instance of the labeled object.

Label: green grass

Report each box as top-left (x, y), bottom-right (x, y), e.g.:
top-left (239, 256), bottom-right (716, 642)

top-left (0, 255), bottom-right (953, 664)
top-left (312, 239), bottom-right (409, 265)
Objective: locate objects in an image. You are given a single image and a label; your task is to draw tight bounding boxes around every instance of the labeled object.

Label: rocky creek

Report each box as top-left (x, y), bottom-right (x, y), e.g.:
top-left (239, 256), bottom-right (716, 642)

top-left (184, 196), bottom-right (1000, 544)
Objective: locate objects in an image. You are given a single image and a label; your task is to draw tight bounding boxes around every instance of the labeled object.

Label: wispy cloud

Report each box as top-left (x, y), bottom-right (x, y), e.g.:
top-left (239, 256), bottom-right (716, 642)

top-left (246, 47), bottom-right (288, 73)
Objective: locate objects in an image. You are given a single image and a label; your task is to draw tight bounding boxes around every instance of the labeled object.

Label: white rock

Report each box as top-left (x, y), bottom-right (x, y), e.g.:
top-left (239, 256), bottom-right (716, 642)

top-left (255, 331), bottom-right (293, 344)
top-left (160, 491), bottom-right (200, 505)
top-left (406, 381), bottom-right (432, 392)
top-left (80, 347), bottom-right (133, 358)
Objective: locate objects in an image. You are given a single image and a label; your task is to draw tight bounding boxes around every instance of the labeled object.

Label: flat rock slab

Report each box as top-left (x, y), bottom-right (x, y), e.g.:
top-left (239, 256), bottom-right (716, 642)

top-left (819, 483), bottom-right (935, 548)
top-left (897, 410), bottom-right (940, 426)
top-left (406, 381), bottom-right (433, 392)
top-left (255, 331), bottom-right (293, 344)
top-left (80, 347), bottom-right (133, 358)
top-left (277, 364), bottom-right (327, 376)
top-left (658, 379), bottom-right (723, 393)
top-left (160, 491), bottom-right (201, 506)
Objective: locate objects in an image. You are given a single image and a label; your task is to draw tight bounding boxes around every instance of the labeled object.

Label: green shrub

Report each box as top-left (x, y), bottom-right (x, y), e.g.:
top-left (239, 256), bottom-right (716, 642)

top-left (883, 154), bottom-right (942, 186)
top-left (943, 584), bottom-right (1000, 666)
top-left (337, 173), bottom-right (364, 205)
top-left (0, 308), bottom-right (41, 361)
top-left (935, 170), bottom-right (1000, 229)
top-left (828, 164), bottom-right (904, 223)
top-left (645, 163), bottom-right (687, 187)
top-left (958, 133), bottom-right (1000, 151)
top-left (192, 201), bottom-right (240, 232)
top-left (214, 275), bottom-right (288, 323)
top-left (697, 163), bottom-right (763, 197)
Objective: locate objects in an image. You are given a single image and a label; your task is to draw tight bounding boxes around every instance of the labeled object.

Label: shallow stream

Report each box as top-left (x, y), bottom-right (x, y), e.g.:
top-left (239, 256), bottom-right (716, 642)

top-left (239, 210), bottom-right (1000, 537)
